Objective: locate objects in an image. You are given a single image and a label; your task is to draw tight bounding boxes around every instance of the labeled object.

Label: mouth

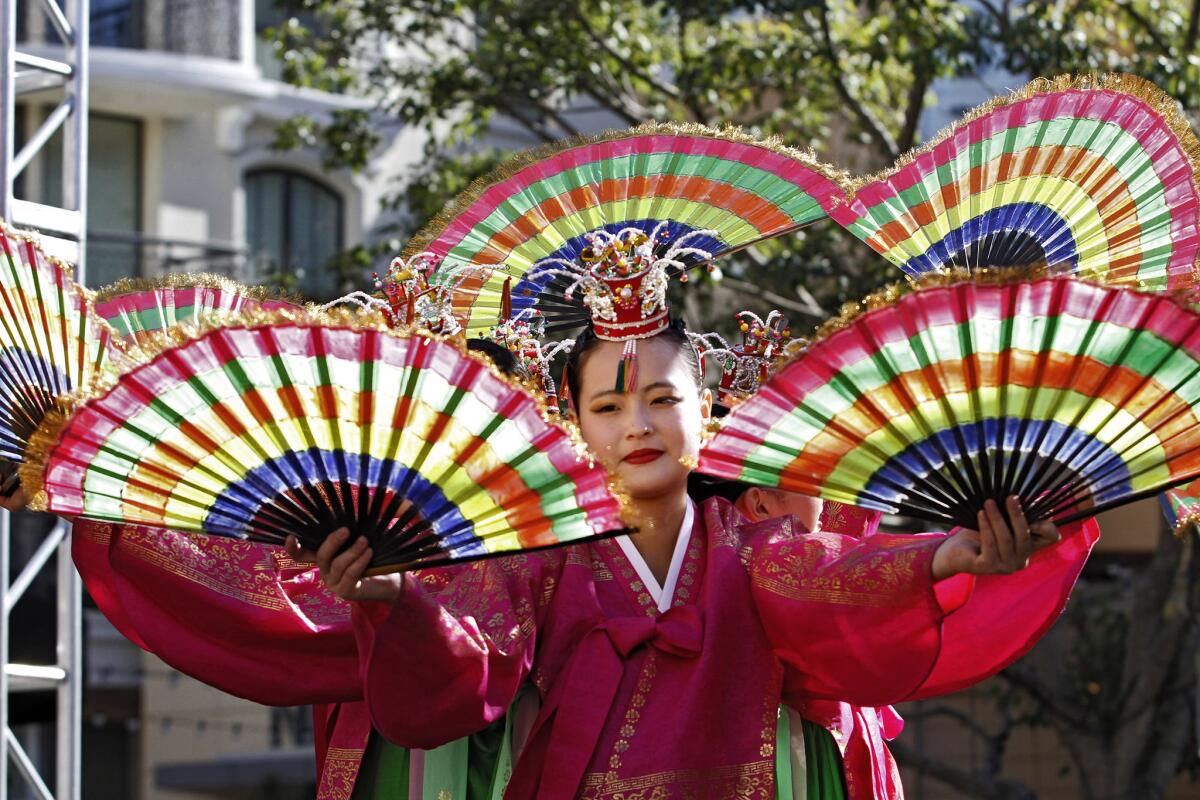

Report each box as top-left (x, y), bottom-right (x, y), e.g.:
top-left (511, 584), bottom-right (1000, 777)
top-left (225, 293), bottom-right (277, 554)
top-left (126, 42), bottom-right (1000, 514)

top-left (622, 448), bottom-right (665, 465)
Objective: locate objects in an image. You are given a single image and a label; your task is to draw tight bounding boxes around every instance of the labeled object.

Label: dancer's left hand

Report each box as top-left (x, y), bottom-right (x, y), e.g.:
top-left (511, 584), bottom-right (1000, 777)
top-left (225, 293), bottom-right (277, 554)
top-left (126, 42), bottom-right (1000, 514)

top-left (931, 497), bottom-right (1061, 581)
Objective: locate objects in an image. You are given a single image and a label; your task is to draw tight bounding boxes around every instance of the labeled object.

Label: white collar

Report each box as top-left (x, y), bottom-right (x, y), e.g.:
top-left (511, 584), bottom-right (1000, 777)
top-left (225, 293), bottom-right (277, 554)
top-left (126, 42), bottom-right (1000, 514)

top-left (616, 499), bottom-right (694, 613)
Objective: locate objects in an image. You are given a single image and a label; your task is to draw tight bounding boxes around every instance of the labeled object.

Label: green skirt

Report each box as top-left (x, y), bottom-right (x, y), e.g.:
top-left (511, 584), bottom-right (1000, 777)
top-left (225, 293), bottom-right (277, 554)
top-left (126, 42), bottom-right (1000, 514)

top-left (353, 703), bottom-right (846, 800)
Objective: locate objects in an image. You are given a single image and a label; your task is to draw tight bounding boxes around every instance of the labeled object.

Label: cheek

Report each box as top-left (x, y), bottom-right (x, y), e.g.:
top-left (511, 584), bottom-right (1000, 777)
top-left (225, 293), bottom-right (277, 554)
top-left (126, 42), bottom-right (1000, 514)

top-left (664, 402), bottom-right (704, 455)
top-left (579, 414), bottom-right (618, 458)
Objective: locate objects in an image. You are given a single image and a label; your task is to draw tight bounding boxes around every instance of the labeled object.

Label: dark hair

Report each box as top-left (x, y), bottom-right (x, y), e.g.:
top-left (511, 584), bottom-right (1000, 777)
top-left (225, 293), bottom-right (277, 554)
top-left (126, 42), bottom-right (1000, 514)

top-left (564, 317), bottom-right (703, 405)
top-left (466, 338), bottom-right (528, 380)
top-left (687, 473), bottom-right (750, 504)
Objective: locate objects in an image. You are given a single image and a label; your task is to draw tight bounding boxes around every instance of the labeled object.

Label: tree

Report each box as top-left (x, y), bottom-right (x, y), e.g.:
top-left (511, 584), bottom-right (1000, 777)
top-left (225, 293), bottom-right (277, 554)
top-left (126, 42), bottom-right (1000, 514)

top-left (893, 523), bottom-right (1200, 800)
top-left (268, 1), bottom-right (1200, 326)
top-left (268, 0), bottom-right (992, 323)
top-left (973, 0), bottom-right (1200, 108)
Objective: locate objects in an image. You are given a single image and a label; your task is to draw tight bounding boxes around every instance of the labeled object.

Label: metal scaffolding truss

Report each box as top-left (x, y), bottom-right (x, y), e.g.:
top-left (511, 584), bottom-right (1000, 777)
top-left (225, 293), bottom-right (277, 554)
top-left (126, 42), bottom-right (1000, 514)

top-left (1, 2), bottom-right (88, 799)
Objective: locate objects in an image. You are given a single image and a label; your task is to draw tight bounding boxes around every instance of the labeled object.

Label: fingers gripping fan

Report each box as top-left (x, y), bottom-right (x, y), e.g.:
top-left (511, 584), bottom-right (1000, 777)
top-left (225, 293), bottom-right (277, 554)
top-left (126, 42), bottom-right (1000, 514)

top-left (0, 221), bottom-right (122, 496)
top-left (94, 275), bottom-right (305, 347)
top-left (834, 74), bottom-right (1200, 289)
top-left (24, 318), bottom-right (628, 572)
top-left (698, 274), bottom-right (1200, 529)
top-left (408, 122), bottom-right (850, 334)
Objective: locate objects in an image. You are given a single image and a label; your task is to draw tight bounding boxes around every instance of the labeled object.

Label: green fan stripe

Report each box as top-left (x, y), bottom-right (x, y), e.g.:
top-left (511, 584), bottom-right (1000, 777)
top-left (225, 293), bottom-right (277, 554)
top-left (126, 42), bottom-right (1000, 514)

top-left (446, 152), bottom-right (824, 263)
top-left (855, 118), bottom-right (1166, 218)
top-left (737, 315), bottom-right (1200, 481)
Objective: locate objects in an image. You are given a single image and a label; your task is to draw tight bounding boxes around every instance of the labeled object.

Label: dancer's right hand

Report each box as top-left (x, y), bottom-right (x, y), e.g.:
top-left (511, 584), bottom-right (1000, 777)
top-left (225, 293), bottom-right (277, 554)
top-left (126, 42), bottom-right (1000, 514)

top-left (0, 487), bottom-right (27, 513)
top-left (287, 528), bottom-right (403, 603)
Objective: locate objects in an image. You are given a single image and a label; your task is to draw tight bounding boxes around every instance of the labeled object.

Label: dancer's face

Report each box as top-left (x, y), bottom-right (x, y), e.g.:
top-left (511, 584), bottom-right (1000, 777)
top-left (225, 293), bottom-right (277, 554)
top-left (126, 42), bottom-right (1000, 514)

top-left (574, 335), bottom-right (712, 500)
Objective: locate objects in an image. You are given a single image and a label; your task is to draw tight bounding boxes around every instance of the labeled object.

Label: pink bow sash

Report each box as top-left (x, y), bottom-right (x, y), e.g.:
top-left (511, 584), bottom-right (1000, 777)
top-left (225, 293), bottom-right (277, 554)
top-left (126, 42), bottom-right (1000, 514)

top-left (506, 604), bottom-right (704, 799)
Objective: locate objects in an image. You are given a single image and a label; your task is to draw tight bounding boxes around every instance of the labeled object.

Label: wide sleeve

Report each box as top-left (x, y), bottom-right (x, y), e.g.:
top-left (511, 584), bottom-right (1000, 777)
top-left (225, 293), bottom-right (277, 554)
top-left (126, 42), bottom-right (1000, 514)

top-left (906, 518), bottom-right (1100, 699)
top-left (72, 519), bottom-right (361, 706)
top-left (744, 513), bottom-right (954, 708)
top-left (352, 551), bottom-right (562, 750)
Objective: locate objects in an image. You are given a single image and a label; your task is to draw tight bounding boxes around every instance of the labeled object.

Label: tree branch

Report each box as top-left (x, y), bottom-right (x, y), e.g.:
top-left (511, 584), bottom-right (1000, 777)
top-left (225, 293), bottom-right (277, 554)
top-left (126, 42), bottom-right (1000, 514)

top-left (888, 738), bottom-right (1036, 800)
top-left (895, 704), bottom-right (993, 743)
top-left (1000, 664), bottom-right (1087, 729)
top-left (566, 5), bottom-right (686, 107)
top-left (814, 2), bottom-right (899, 160)
top-left (1117, 1), bottom-right (1174, 56)
top-left (898, 62), bottom-right (932, 153)
top-left (719, 276), bottom-right (825, 320)
top-left (1186, 0), bottom-right (1200, 54)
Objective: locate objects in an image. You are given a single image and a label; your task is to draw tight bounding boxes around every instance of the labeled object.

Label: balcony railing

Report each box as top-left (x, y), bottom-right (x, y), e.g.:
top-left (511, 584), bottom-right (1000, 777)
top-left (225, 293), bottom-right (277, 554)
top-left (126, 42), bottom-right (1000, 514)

top-left (87, 230), bottom-right (257, 289)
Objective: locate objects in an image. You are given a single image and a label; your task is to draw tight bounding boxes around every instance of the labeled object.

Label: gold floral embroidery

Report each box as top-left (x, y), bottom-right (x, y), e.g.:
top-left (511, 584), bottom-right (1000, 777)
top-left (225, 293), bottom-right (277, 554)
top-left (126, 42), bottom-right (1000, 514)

top-left (120, 527), bottom-right (289, 611)
top-left (604, 649), bottom-right (659, 782)
top-left (591, 554), bottom-right (613, 580)
top-left (431, 559), bottom-right (538, 652)
top-left (750, 532), bottom-right (931, 607)
top-left (317, 747), bottom-right (363, 800)
top-left (290, 582), bottom-right (353, 627)
top-left (595, 538), bottom-right (657, 614)
top-left (580, 759), bottom-right (775, 799)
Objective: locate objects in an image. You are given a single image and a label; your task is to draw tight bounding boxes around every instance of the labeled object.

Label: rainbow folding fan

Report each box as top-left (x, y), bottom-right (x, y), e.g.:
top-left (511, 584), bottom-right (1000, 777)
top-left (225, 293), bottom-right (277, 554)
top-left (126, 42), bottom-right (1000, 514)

top-left (698, 273), bottom-right (1200, 529)
top-left (405, 123), bottom-right (849, 333)
top-left (22, 316), bottom-right (627, 572)
top-left (94, 274), bottom-right (304, 347)
top-left (0, 221), bottom-right (123, 496)
top-left (832, 74), bottom-right (1200, 289)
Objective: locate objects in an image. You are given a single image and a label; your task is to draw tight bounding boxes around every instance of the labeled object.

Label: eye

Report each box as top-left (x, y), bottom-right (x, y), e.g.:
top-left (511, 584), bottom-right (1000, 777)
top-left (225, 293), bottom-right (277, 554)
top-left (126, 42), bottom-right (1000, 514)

top-left (591, 403), bottom-right (619, 414)
top-left (651, 395), bottom-right (681, 406)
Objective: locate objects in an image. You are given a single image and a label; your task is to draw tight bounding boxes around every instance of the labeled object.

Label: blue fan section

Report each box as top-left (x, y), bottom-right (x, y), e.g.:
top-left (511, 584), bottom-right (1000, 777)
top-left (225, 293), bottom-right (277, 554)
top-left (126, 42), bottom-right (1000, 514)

top-left (204, 448), bottom-right (486, 558)
top-left (861, 417), bottom-right (1132, 512)
top-left (900, 203), bottom-right (1078, 275)
top-left (511, 219), bottom-right (729, 313)
top-left (0, 348), bottom-right (69, 461)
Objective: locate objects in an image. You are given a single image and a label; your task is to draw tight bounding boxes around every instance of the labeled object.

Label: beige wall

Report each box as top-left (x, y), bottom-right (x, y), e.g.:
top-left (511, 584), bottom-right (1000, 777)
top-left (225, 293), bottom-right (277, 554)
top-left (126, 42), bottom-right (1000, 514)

top-left (138, 652), bottom-right (278, 800)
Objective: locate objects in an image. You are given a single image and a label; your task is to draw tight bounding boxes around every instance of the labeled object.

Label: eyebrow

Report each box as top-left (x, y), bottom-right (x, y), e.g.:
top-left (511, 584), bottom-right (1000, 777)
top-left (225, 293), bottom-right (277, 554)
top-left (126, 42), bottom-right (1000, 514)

top-left (588, 381), bottom-right (676, 401)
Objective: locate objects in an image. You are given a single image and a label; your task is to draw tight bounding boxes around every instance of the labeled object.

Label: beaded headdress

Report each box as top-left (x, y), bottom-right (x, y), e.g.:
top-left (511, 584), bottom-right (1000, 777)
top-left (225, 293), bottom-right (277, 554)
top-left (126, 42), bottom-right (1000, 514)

top-left (523, 221), bottom-right (718, 394)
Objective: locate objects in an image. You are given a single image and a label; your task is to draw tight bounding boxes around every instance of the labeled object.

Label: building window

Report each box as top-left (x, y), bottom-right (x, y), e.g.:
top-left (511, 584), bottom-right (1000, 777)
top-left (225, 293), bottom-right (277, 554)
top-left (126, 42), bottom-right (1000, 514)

top-left (86, 116), bottom-right (144, 286)
top-left (91, 0), bottom-right (143, 49)
top-left (255, 0), bottom-right (322, 80)
top-left (31, 112), bottom-right (143, 288)
top-left (245, 169), bottom-right (344, 300)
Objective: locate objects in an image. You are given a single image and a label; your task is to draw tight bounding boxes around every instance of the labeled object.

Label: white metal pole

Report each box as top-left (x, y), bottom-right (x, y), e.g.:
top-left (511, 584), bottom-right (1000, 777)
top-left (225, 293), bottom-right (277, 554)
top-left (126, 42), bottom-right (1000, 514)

top-left (0, 0), bottom-right (17, 793)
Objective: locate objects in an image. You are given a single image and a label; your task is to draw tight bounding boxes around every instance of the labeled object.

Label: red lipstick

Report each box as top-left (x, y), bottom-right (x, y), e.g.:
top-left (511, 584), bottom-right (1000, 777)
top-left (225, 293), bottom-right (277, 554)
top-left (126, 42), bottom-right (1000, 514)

top-left (623, 449), bottom-right (664, 465)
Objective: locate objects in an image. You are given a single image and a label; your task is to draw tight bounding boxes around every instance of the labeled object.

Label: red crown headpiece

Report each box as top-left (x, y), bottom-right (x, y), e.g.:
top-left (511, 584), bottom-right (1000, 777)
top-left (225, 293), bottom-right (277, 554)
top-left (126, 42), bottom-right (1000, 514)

top-left (326, 253), bottom-right (485, 335)
top-left (709, 310), bottom-right (795, 405)
top-left (488, 283), bottom-right (561, 408)
top-left (525, 222), bottom-right (718, 393)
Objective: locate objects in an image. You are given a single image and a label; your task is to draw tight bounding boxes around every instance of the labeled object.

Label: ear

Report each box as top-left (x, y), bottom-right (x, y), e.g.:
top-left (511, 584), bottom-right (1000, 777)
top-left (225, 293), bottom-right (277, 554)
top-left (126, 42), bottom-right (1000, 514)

top-left (699, 387), bottom-right (713, 420)
top-left (743, 487), bottom-right (771, 522)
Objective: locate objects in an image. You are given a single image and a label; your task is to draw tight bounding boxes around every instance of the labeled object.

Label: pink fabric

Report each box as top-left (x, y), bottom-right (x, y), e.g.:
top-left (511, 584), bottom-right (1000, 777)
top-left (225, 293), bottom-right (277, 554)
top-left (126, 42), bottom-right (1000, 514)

top-left (819, 501), bottom-right (882, 538)
top-left (71, 520), bottom-right (372, 800)
top-left (784, 519), bottom-right (1100, 798)
top-left (70, 502), bottom-right (1099, 800)
top-left (909, 519), bottom-right (1100, 699)
top-left (355, 499), bottom-right (955, 799)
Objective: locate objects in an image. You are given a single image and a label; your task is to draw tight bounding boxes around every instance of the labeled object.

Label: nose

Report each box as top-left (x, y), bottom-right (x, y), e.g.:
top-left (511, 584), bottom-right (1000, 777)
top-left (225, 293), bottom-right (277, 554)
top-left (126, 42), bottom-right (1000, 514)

top-left (625, 403), bottom-right (653, 439)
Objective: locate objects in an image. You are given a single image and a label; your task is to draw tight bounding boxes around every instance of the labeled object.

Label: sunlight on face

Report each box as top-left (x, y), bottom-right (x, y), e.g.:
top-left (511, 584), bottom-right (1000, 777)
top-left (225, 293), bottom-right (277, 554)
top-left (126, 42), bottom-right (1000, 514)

top-left (574, 335), bottom-right (712, 500)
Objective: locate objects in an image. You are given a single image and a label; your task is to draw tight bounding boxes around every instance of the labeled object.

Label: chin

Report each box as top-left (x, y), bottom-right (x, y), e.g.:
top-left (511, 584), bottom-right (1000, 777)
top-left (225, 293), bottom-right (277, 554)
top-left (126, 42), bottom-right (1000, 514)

top-left (618, 462), bottom-right (689, 499)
